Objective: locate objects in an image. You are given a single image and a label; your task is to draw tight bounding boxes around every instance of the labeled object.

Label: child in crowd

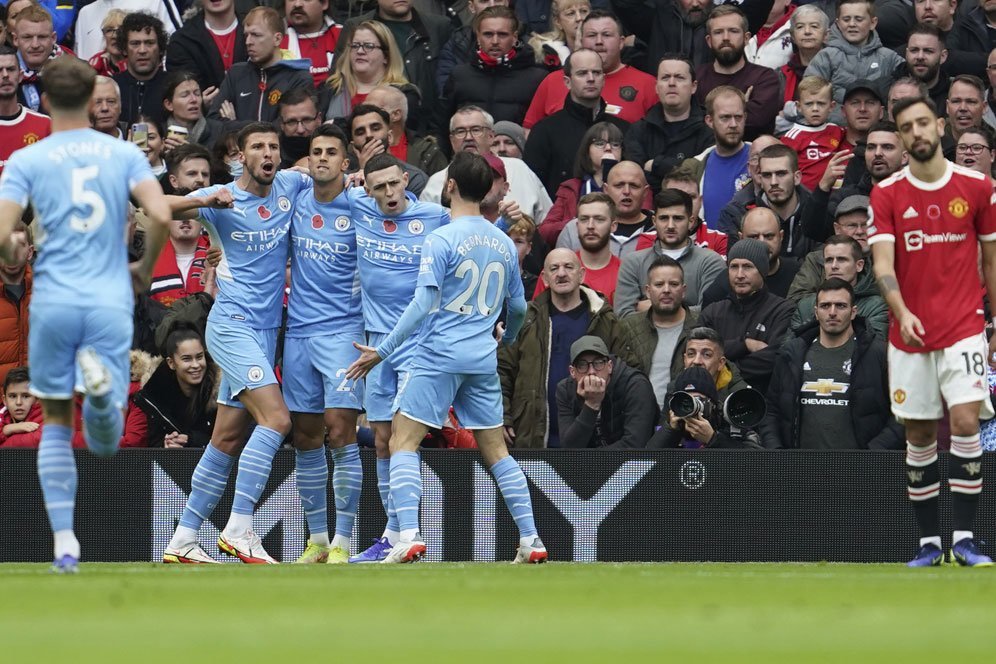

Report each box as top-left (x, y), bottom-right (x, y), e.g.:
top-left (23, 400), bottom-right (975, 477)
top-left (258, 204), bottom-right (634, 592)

top-left (780, 76), bottom-right (847, 191)
top-left (0, 366), bottom-right (43, 448)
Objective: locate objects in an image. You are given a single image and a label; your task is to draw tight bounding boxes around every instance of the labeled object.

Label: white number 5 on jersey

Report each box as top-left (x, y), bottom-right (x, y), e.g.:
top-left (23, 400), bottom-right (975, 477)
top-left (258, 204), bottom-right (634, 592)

top-left (69, 165), bottom-right (107, 233)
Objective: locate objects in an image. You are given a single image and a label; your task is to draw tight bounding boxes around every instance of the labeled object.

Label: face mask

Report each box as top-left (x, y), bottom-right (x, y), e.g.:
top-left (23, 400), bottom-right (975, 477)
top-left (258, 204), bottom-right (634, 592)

top-left (281, 134), bottom-right (311, 163)
top-left (228, 160), bottom-right (243, 179)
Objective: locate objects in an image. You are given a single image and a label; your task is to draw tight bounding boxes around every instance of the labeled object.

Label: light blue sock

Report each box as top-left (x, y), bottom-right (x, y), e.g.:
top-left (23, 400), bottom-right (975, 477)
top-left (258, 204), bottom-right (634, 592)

top-left (295, 447), bottom-right (329, 537)
top-left (231, 425), bottom-right (283, 515)
top-left (331, 444), bottom-right (362, 538)
top-left (377, 457), bottom-right (400, 533)
top-left (82, 396), bottom-right (123, 457)
top-left (492, 456), bottom-right (537, 538)
top-left (178, 445), bottom-right (235, 531)
top-left (37, 425), bottom-right (76, 533)
top-left (389, 451), bottom-right (421, 533)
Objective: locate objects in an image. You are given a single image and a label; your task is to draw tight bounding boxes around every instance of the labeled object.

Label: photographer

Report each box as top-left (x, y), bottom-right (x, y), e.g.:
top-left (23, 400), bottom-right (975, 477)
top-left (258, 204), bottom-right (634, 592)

top-left (556, 336), bottom-right (658, 449)
top-left (648, 366), bottom-right (762, 449)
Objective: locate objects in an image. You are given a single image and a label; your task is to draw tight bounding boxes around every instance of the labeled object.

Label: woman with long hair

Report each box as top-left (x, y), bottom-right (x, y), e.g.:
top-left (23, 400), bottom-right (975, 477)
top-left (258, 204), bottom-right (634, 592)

top-left (527, 0), bottom-right (590, 68)
top-left (324, 20), bottom-right (420, 126)
top-left (161, 70), bottom-right (224, 152)
top-left (130, 114), bottom-right (167, 177)
top-left (135, 325), bottom-right (218, 449)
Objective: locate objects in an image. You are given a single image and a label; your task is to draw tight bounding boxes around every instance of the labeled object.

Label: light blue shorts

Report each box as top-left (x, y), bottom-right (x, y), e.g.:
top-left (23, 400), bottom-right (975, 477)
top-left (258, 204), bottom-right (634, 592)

top-left (28, 304), bottom-right (132, 409)
top-left (396, 367), bottom-right (502, 429)
top-left (364, 331), bottom-right (417, 422)
top-left (205, 322), bottom-right (279, 407)
top-left (283, 331), bottom-right (364, 413)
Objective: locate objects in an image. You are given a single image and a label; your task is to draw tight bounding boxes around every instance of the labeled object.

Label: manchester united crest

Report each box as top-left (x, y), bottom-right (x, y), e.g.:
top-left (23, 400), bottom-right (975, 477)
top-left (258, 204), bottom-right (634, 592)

top-left (268, 90), bottom-right (282, 106)
top-left (948, 197), bottom-right (969, 218)
top-left (23, 133), bottom-right (39, 145)
top-left (893, 389), bottom-right (906, 404)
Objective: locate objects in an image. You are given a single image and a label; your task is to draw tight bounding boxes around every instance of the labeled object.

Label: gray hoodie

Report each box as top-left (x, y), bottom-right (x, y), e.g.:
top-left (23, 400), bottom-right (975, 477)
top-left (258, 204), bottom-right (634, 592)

top-left (614, 240), bottom-right (726, 317)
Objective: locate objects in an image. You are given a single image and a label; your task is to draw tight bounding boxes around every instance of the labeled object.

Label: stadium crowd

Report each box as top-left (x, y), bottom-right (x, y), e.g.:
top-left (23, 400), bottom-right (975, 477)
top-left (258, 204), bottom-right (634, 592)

top-left (2, 0), bottom-right (996, 453)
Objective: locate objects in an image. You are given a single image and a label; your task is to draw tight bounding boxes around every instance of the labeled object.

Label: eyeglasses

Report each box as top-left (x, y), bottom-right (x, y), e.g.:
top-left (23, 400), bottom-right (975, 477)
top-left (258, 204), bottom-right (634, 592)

top-left (573, 358), bottom-right (608, 372)
top-left (282, 116), bottom-right (319, 128)
top-left (450, 126), bottom-right (488, 138)
top-left (349, 42), bottom-right (382, 52)
top-left (837, 221), bottom-right (868, 231)
top-left (591, 139), bottom-right (622, 149)
top-left (956, 143), bottom-right (990, 155)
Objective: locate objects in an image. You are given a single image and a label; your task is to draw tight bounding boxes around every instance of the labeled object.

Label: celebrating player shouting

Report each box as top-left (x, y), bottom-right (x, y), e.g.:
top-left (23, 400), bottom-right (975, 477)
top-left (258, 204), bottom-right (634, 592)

top-left (348, 151), bottom-right (547, 564)
top-left (869, 96), bottom-right (996, 567)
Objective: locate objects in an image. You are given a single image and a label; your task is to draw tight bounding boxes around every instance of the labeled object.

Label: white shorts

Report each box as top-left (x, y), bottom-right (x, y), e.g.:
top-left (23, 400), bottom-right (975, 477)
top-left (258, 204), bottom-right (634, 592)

top-left (888, 333), bottom-right (996, 421)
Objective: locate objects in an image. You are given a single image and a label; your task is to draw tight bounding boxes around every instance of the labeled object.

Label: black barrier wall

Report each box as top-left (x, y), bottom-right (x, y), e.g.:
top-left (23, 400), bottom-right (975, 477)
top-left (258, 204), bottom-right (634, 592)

top-left (1, 449), bottom-right (993, 563)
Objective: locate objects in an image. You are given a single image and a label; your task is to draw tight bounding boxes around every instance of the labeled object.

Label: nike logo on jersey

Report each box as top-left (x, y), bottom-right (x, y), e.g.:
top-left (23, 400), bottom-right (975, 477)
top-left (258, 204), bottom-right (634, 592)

top-left (240, 91), bottom-right (252, 97)
top-left (902, 206), bottom-right (918, 219)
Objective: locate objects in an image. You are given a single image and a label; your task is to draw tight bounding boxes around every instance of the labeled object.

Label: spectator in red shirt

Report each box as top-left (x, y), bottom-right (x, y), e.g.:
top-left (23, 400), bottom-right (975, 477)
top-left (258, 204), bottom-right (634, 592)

top-left (0, 44), bottom-right (50, 176)
top-left (0, 365), bottom-right (41, 448)
top-left (281, 0), bottom-right (342, 88)
top-left (87, 9), bottom-right (127, 77)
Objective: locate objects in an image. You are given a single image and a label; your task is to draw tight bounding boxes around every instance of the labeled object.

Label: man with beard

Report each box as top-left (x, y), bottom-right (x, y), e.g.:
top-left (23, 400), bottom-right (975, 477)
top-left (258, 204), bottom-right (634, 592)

top-left (89, 76), bottom-right (124, 140)
top-left (701, 207), bottom-right (799, 306)
top-left (617, 256), bottom-right (698, 407)
top-left (694, 5), bottom-right (781, 140)
top-left (914, 0), bottom-right (987, 78)
top-left (536, 193), bottom-right (622, 303)
top-left (112, 12), bottom-right (169, 126)
top-left (942, 75), bottom-right (987, 159)
top-left (277, 88), bottom-right (322, 168)
top-left (348, 104), bottom-right (428, 195)
top-left (716, 133), bottom-right (780, 240)
top-left (754, 143), bottom-right (820, 259)
top-left (682, 86), bottom-right (751, 230)
top-left (0, 45), bottom-right (49, 176)
top-left (899, 23), bottom-right (950, 111)
top-left (955, 124), bottom-right (996, 179)
top-left (365, 85), bottom-right (448, 177)
top-left (525, 49), bottom-right (629, 197)
top-left (614, 188), bottom-right (725, 316)
top-left (280, 0), bottom-right (342, 87)
top-left (870, 95), bottom-right (996, 567)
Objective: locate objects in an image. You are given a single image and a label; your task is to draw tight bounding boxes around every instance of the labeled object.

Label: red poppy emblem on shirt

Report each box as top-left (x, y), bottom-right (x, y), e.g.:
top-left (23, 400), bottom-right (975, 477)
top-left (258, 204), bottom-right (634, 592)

top-left (383, 219), bottom-right (397, 234)
top-left (258, 205), bottom-right (271, 220)
top-left (312, 214), bottom-right (324, 230)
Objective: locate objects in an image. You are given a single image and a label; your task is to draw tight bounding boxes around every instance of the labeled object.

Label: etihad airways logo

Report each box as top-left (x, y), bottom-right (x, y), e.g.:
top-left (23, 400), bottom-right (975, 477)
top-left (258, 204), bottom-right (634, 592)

top-left (904, 229), bottom-right (968, 252)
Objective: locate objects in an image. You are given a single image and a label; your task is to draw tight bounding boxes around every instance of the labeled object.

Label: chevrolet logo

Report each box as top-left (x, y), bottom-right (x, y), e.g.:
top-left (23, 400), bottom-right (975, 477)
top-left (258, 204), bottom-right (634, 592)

top-left (801, 379), bottom-right (849, 395)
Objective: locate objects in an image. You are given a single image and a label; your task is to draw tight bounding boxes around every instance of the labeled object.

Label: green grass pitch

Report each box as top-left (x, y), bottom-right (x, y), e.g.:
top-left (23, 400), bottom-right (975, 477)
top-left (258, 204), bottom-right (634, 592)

top-left (3, 562), bottom-right (996, 662)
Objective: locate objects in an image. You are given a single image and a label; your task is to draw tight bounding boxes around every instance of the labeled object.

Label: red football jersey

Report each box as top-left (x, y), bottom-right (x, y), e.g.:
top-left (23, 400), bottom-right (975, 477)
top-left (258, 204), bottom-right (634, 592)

top-left (281, 23), bottom-right (342, 87)
top-left (780, 122), bottom-right (846, 191)
top-left (0, 107), bottom-right (51, 175)
top-left (522, 65), bottom-right (656, 128)
top-left (868, 162), bottom-right (996, 352)
top-left (534, 251), bottom-right (621, 304)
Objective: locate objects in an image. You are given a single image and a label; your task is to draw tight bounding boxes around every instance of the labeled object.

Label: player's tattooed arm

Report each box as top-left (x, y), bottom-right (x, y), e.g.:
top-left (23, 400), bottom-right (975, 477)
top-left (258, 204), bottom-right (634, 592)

top-left (876, 274), bottom-right (900, 296)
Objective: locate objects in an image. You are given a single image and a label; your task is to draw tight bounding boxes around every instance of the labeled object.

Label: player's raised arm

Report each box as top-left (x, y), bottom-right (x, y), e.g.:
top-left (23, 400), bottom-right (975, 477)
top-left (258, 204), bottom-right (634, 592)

top-left (166, 190), bottom-right (234, 219)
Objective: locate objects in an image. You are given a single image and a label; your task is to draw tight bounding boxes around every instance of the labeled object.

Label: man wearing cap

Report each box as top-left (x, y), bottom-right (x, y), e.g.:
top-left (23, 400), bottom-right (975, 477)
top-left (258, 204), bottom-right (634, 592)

top-left (646, 365), bottom-right (762, 449)
top-left (791, 235), bottom-right (888, 338)
top-left (789, 194), bottom-right (875, 302)
top-left (839, 80), bottom-right (886, 150)
top-left (762, 278), bottom-right (901, 449)
top-left (555, 335), bottom-right (657, 449)
top-left (699, 237), bottom-right (794, 395)
top-left (491, 120), bottom-right (525, 159)
top-left (525, 48), bottom-right (630, 197)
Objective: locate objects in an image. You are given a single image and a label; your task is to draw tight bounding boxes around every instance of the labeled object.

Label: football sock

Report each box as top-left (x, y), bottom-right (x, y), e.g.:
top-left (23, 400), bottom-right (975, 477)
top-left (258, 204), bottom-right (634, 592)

top-left (54, 529), bottom-right (80, 560)
top-left (949, 433), bottom-right (983, 534)
top-left (176, 445), bottom-right (235, 540)
top-left (906, 440), bottom-right (940, 540)
top-left (952, 530), bottom-right (973, 545)
top-left (230, 425), bottom-right (283, 516)
top-left (389, 451), bottom-right (421, 534)
top-left (331, 444), bottom-right (362, 539)
top-left (82, 395), bottom-right (123, 457)
top-left (376, 457), bottom-right (401, 539)
top-left (37, 425), bottom-right (77, 552)
top-left (331, 534), bottom-right (350, 550)
top-left (491, 456), bottom-right (538, 539)
top-left (295, 447), bottom-right (329, 539)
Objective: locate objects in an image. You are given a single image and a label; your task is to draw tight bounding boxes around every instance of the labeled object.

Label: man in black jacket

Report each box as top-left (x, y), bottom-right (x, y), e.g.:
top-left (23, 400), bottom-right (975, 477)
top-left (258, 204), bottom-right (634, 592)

top-left (624, 54), bottom-right (714, 191)
top-left (761, 278), bottom-right (903, 450)
top-left (165, 0), bottom-right (248, 102)
top-left (556, 335), bottom-right (657, 448)
top-left (113, 12), bottom-right (170, 126)
top-left (525, 48), bottom-right (630, 197)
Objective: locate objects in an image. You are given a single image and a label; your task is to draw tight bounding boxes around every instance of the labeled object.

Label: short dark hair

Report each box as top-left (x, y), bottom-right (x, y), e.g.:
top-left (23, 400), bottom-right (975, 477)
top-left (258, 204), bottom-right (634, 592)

top-left (824, 234), bottom-right (863, 262)
top-left (577, 192), bottom-right (616, 218)
top-left (867, 120), bottom-right (898, 135)
top-left (647, 255), bottom-right (684, 281)
top-left (908, 22), bottom-right (945, 45)
top-left (581, 9), bottom-right (624, 35)
top-left (448, 151), bottom-right (493, 203)
top-left (166, 142), bottom-right (212, 176)
top-left (656, 53), bottom-right (696, 81)
top-left (41, 57), bottom-right (96, 111)
top-left (116, 11), bottom-right (168, 55)
top-left (161, 70), bottom-right (199, 110)
top-left (278, 86), bottom-right (319, 113)
top-left (564, 48), bottom-right (601, 77)
top-left (349, 103), bottom-right (390, 137)
top-left (574, 121), bottom-right (624, 178)
top-left (892, 95), bottom-right (937, 123)
top-left (0, 44), bottom-right (17, 59)
top-left (949, 74), bottom-right (986, 97)
top-left (4, 366), bottom-right (29, 393)
top-left (816, 277), bottom-right (856, 306)
top-left (959, 124), bottom-right (996, 150)
top-left (311, 122), bottom-right (350, 152)
top-left (236, 122), bottom-right (279, 151)
top-left (363, 152), bottom-right (405, 177)
top-left (687, 326), bottom-right (723, 346)
top-left (758, 143), bottom-right (799, 171)
top-left (654, 188), bottom-right (693, 217)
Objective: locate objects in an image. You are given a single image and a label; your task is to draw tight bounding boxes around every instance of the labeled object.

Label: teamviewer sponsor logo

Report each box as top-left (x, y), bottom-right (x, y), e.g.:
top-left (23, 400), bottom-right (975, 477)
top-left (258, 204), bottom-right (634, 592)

top-left (903, 229), bottom-right (968, 251)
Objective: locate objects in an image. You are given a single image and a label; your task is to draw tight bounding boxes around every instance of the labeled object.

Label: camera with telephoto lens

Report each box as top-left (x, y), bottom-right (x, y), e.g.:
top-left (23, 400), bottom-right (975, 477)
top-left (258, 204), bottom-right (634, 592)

top-left (669, 388), bottom-right (766, 428)
top-left (669, 391), bottom-right (714, 421)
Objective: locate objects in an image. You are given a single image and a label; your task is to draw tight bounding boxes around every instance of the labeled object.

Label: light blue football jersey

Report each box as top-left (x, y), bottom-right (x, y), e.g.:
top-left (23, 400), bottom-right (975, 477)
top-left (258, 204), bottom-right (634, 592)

top-left (192, 171), bottom-right (309, 329)
top-left (0, 128), bottom-right (155, 312)
top-left (350, 187), bottom-right (449, 333)
top-left (286, 188), bottom-right (362, 338)
top-left (413, 215), bottom-right (523, 374)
